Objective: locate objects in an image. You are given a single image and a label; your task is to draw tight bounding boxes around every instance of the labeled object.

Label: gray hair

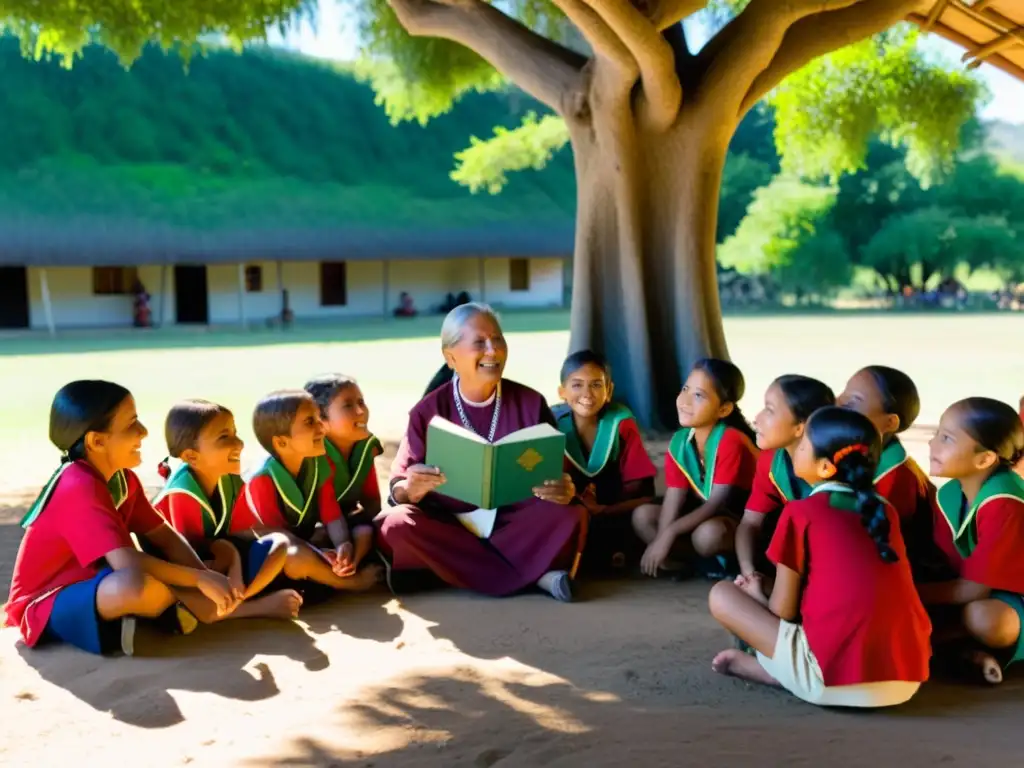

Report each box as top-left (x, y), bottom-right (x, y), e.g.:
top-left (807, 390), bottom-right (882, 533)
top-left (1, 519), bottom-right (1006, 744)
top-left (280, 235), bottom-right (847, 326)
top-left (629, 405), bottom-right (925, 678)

top-left (440, 302), bottom-right (501, 350)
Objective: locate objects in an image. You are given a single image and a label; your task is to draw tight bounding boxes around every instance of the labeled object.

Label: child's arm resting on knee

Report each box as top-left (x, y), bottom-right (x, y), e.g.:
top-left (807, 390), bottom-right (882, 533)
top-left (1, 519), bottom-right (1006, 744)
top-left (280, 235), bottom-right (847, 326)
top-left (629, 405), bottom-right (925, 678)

top-left (917, 579), bottom-right (991, 605)
top-left (768, 564), bottom-right (801, 621)
top-left (655, 487), bottom-right (687, 534)
top-left (105, 546), bottom-right (237, 613)
top-left (142, 522), bottom-right (207, 570)
top-left (736, 510), bottom-right (766, 577)
top-left (662, 485), bottom-right (734, 540)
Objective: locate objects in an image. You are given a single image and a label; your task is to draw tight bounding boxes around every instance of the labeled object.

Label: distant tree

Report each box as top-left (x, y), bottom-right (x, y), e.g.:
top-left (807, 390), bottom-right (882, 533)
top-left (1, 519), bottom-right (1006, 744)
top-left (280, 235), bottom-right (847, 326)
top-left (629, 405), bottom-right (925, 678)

top-left (3, 1), bottom-right (983, 425)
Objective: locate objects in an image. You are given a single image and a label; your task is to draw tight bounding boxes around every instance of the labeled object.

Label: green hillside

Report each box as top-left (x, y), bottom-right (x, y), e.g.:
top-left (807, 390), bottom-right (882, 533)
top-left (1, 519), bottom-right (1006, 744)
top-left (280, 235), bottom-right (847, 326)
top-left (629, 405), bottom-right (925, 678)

top-left (0, 37), bottom-right (576, 230)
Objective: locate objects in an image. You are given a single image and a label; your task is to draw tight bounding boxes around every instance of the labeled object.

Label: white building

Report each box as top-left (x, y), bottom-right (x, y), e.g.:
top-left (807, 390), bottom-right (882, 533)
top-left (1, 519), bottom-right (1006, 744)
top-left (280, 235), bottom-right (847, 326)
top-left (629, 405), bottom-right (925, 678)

top-left (0, 224), bottom-right (572, 331)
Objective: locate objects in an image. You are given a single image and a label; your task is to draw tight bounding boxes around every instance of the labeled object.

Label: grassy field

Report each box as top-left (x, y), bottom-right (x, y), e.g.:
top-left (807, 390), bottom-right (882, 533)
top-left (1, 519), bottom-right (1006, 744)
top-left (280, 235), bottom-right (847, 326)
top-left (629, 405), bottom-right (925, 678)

top-left (0, 310), bottom-right (1021, 495)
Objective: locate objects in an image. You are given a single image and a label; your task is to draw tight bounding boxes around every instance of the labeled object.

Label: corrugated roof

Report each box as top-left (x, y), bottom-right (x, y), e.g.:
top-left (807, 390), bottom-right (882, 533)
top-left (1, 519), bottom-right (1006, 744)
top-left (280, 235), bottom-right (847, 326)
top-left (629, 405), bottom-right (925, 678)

top-left (0, 217), bottom-right (574, 266)
top-left (911, 1), bottom-right (1024, 83)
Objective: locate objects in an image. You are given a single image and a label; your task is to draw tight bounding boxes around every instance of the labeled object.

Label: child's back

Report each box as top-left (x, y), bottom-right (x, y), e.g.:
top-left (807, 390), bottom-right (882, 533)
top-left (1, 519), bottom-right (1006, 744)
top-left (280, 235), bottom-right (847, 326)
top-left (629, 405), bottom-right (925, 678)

top-left (773, 488), bottom-right (931, 686)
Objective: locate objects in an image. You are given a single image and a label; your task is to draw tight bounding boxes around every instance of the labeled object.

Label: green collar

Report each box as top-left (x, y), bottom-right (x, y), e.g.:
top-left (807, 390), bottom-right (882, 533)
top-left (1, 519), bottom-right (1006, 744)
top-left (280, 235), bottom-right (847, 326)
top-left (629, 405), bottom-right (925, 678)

top-left (668, 422), bottom-right (726, 501)
top-left (810, 481), bottom-right (888, 511)
top-left (249, 454), bottom-right (330, 529)
top-left (324, 435), bottom-right (381, 505)
top-left (936, 469), bottom-right (1024, 558)
top-left (152, 462), bottom-right (243, 538)
top-left (875, 438), bottom-right (908, 483)
top-left (768, 448), bottom-right (811, 503)
top-left (22, 462), bottom-right (128, 528)
top-left (556, 403), bottom-right (633, 478)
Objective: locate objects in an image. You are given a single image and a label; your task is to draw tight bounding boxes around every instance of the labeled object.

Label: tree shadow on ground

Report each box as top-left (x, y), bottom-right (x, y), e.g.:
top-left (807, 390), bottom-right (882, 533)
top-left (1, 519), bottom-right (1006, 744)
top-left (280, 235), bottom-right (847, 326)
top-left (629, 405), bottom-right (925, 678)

top-left (14, 618), bottom-right (332, 728)
top-left (252, 579), bottom-right (1024, 766)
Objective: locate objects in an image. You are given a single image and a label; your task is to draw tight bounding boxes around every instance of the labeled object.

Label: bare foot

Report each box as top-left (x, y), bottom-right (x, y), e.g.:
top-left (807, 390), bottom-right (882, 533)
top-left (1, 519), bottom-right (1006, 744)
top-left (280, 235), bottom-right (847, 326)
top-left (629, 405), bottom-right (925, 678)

top-left (233, 589), bottom-right (303, 620)
top-left (711, 649), bottom-right (781, 687)
top-left (338, 564), bottom-right (384, 592)
top-left (964, 649), bottom-right (1003, 685)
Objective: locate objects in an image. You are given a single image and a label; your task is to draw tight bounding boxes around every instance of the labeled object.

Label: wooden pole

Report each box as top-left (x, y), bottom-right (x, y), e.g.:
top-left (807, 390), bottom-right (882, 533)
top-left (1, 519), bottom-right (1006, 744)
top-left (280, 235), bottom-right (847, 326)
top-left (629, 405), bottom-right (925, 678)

top-left (382, 259), bottom-right (390, 317)
top-left (39, 268), bottom-right (56, 338)
top-left (237, 263), bottom-right (247, 329)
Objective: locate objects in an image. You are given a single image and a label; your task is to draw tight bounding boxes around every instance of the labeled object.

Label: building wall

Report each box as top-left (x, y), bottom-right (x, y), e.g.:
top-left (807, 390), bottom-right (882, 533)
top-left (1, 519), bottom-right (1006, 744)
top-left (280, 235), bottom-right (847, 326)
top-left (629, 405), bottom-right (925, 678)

top-left (24, 257), bottom-right (566, 329)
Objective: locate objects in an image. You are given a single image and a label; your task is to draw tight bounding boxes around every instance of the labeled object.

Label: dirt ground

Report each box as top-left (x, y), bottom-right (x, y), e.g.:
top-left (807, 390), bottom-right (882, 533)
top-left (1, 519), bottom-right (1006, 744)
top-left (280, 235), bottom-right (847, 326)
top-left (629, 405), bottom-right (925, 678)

top-left (2, 431), bottom-right (1022, 767)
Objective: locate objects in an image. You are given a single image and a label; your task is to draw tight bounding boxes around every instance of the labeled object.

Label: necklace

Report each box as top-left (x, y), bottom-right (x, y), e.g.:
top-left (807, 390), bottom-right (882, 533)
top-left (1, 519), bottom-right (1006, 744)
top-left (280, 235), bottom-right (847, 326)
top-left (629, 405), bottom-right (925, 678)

top-left (452, 374), bottom-right (501, 443)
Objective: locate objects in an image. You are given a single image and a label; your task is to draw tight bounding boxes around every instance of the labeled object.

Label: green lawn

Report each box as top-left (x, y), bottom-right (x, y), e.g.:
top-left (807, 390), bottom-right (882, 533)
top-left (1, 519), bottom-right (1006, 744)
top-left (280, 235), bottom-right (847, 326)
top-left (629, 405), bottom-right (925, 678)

top-left (1, 311), bottom-right (1021, 495)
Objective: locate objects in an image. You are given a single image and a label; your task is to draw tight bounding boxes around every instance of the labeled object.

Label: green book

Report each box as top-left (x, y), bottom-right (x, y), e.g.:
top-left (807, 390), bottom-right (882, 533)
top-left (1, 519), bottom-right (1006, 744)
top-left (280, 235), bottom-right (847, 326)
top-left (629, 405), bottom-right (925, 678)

top-left (425, 416), bottom-right (566, 509)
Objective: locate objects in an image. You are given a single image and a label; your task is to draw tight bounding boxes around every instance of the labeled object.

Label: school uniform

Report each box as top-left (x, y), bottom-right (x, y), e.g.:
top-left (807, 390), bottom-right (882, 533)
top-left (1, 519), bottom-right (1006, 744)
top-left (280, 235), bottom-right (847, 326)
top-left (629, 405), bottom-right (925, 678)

top-left (664, 422), bottom-right (758, 512)
top-left (554, 403), bottom-right (656, 570)
top-left (152, 462), bottom-right (271, 589)
top-left (759, 484), bottom-right (932, 707)
top-left (323, 435), bottom-right (383, 531)
top-left (744, 448), bottom-right (810, 572)
top-left (242, 455), bottom-right (343, 542)
top-left (6, 461), bottom-right (165, 654)
top-left (933, 468), bottom-right (1024, 667)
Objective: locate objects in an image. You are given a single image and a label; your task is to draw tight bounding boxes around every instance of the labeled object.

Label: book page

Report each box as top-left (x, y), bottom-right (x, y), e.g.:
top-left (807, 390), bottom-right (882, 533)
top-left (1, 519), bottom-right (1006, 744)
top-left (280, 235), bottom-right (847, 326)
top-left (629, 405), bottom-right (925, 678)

top-left (494, 422), bottom-right (560, 445)
top-left (427, 415), bottom-right (488, 444)
top-left (455, 508), bottom-right (497, 539)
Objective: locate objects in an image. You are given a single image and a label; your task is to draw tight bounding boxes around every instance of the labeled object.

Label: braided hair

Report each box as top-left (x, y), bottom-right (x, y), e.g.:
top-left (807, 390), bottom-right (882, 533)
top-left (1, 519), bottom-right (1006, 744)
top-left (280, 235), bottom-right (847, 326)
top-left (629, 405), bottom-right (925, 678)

top-left (806, 406), bottom-right (897, 563)
top-left (690, 358), bottom-right (757, 444)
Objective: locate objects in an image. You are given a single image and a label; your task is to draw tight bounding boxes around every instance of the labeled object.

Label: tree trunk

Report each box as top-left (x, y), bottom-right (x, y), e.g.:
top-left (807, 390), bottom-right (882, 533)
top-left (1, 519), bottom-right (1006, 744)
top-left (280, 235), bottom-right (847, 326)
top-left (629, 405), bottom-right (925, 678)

top-left (566, 103), bottom-right (731, 430)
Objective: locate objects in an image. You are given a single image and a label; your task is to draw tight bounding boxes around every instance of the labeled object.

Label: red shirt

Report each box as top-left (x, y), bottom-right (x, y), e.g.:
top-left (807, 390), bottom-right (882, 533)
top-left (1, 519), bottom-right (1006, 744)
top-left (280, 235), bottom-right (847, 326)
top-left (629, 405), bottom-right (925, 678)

top-left (242, 474), bottom-right (341, 536)
top-left (154, 492), bottom-right (258, 546)
top-left (324, 453), bottom-right (381, 513)
top-left (5, 462), bottom-right (165, 647)
top-left (745, 448), bottom-right (787, 516)
top-left (768, 490), bottom-right (931, 686)
top-left (933, 494), bottom-right (1024, 595)
top-left (664, 427), bottom-right (757, 493)
top-left (875, 460), bottom-right (930, 522)
top-left (563, 417), bottom-right (657, 505)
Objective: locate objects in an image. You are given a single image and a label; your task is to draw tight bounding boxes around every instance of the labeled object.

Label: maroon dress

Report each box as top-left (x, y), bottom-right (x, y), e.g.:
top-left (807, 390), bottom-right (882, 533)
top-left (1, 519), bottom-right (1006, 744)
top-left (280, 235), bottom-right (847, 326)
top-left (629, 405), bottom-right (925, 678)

top-left (377, 379), bottom-right (585, 596)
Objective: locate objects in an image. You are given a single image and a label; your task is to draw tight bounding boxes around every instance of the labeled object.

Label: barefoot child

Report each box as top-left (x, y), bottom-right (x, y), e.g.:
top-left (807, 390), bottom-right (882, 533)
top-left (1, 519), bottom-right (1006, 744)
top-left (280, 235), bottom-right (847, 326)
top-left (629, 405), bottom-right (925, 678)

top-left (709, 407), bottom-right (931, 707)
top-left (633, 359), bottom-right (758, 579)
top-left (6, 381), bottom-right (241, 656)
top-left (920, 397), bottom-right (1024, 685)
top-left (304, 375), bottom-right (382, 572)
top-left (153, 399), bottom-right (302, 620)
top-left (735, 375), bottom-right (835, 579)
top-left (242, 390), bottom-right (380, 596)
top-left (554, 351), bottom-right (656, 571)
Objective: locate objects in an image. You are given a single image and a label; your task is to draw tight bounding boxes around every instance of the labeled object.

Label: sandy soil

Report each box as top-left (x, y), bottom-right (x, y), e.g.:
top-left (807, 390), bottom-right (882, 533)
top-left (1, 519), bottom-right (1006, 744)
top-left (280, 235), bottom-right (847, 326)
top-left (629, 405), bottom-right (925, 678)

top-left (2, 430), bottom-right (1022, 767)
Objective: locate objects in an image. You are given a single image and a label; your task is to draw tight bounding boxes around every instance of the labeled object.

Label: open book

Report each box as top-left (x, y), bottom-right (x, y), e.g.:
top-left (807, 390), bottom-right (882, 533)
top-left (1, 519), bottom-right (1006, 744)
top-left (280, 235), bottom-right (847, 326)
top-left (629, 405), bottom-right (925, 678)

top-left (425, 416), bottom-right (566, 512)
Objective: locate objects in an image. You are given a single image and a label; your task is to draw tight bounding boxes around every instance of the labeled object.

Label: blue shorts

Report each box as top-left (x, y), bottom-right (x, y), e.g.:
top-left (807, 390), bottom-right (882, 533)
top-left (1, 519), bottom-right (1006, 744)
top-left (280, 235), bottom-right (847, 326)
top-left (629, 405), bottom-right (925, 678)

top-left (44, 567), bottom-right (124, 656)
top-left (992, 591), bottom-right (1024, 666)
top-left (239, 537), bottom-right (275, 588)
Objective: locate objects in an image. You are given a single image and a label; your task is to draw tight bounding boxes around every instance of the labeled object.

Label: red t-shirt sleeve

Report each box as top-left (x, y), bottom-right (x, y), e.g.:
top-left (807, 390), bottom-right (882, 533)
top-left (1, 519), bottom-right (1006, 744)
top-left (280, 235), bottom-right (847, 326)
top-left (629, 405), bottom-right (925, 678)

top-left (162, 495), bottom-right (207, 543)
top-left (229, 486), bottom-right (260, 533)
top-left (243, 475), bottom-right (287, 529)
top-left (745, 449), bottom-right (783, 516)
top-left (618, 419), bottom-right (656, 483)
top-left (664, 451), bottom-right (689, 490)
top-left (61, 492), bottom-right (135, 568)
top-left (712, 429), bottom-right (757, 490)
top-left (360, 463), bottom-right (381, 506)
top-left (961, 499), bottom-right (1024, 593)
top-left (767, 503), bottom-right (809, 575)
top-left (122, 472), bottom-right (167, 536)
top-left (318, 481), bottom-right (343, 525)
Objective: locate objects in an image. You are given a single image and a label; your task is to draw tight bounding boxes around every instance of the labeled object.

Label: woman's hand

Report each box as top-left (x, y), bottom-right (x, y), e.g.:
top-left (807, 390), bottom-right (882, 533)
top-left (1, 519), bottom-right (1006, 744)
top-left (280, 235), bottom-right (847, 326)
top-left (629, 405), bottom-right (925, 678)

top-left (196, 570), bottom-right (240, 616)
top-left (640, 532), bottom-right (675, 577)
top-left (403, 464), bottom-right (447, 504)
top-left (533, 474), bottom-right (576, 505)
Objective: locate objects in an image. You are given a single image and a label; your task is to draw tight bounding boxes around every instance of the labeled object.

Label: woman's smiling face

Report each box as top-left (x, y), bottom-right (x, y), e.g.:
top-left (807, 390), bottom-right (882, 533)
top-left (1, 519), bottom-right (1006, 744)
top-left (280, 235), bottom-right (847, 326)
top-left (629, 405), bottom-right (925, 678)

top-left (444, 313), bottom-right (508, 396)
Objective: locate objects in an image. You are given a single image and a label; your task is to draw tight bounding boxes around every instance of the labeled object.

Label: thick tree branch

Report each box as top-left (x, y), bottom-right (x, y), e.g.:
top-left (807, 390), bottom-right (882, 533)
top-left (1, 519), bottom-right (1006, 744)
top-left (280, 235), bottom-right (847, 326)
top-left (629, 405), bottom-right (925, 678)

top-left (651, 0), bottom-right (709, 31)
top-left (388, 0), bottom-right (586, 114)
top-left (550, 0), bottom-right (639, 80)
top-left (585, 0), bottom-right (682, 130)
top-left (740, 0), bottom-right (922, 113)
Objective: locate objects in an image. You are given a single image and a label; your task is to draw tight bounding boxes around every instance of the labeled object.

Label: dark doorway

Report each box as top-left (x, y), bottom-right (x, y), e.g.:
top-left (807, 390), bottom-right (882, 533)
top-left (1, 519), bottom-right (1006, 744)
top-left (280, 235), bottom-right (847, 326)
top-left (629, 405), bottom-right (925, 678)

top-left (0, 266), bottom-right (29, 329)
top-left (174, 265), bottom-right (209, 324)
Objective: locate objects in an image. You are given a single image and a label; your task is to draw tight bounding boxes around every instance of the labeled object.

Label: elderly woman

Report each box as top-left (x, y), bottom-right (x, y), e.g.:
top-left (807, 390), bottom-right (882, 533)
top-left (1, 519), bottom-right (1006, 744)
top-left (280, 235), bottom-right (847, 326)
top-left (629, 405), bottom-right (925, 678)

top-left (378, 303), bottom-right (585, 601)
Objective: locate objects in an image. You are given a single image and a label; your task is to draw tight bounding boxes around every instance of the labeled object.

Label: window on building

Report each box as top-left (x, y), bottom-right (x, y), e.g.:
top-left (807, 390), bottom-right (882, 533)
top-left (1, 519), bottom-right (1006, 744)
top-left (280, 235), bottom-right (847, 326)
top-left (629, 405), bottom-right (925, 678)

top-left (245, 265), bottom-right (263, 293)
top-left (509, 258), bottom-right (530, 292)
top-left (92, 266), bottom-right (139, 295)
top-left (320, 261), bottom-right (347, 306)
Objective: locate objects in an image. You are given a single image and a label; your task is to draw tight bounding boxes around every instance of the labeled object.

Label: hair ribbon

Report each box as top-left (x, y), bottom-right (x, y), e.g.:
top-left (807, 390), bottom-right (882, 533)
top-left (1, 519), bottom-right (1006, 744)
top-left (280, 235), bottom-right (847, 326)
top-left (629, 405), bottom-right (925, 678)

top-left (832, 443), bottom-right (869, 464)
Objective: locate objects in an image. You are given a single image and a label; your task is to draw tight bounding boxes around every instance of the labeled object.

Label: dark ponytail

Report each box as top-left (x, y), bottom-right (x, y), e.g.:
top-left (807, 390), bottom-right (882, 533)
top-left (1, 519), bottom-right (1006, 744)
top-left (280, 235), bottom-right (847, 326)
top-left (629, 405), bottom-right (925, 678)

top-left (691, 358), bottom-right (757, 444)
top-left (953, 397), bottom-right (1024, 468)
top-left (806, 406), bottom-right (897, 563)
top-left (50, 380), bottom-right (132, 461)
top-left (774, 374), bottom-right (836, 423)
top-left (861, 365), bottom-right (920, 434)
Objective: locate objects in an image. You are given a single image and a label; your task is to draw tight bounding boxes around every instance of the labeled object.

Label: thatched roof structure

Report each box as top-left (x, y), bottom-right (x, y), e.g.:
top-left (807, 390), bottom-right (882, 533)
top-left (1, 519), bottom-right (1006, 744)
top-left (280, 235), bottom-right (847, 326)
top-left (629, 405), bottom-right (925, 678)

top-left (911, 1), bottom-right (1024, 82)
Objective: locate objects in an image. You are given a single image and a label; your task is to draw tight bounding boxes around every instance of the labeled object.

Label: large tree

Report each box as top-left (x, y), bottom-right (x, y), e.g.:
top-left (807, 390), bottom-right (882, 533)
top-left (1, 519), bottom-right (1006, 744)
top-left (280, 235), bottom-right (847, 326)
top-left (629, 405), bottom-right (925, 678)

top-left (4, 0), bottom-right (980, 427)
